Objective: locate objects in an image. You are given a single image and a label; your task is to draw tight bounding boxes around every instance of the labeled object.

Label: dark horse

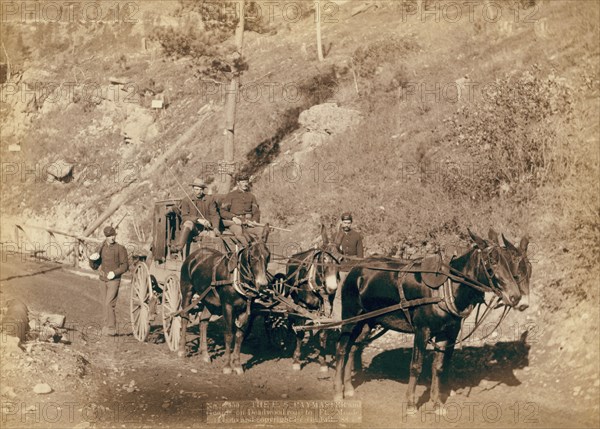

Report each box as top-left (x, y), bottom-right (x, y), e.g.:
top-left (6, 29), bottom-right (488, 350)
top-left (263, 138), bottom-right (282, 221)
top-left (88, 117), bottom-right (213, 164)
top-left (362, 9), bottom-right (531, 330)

top-left (488, 229), bottom-right (531, 311)
top-left (178, 226), bottom-right (270, 374)
top-left (333, 230), bottom-right (525, 406)
top-left (284, 225), bottom-right (340, 371)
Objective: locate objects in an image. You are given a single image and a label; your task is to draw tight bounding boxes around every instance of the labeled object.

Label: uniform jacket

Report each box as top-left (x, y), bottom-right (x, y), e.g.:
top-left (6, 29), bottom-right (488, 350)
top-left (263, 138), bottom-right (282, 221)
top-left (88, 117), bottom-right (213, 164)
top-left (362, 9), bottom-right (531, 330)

top-left (334, 228), bottom-right (364, 258)
top-left (95, 241), bottom-right (129, 281)
top-left (220, 189), bottom-right (260, 222)
top-left (179, 195), bottom-right (221, 230)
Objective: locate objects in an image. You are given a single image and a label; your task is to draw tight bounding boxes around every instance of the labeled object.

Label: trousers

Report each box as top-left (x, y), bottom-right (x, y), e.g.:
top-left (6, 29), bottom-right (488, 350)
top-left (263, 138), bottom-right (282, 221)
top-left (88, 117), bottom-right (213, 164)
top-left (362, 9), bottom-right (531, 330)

top-left (100, 279), bottom-right (120, 334)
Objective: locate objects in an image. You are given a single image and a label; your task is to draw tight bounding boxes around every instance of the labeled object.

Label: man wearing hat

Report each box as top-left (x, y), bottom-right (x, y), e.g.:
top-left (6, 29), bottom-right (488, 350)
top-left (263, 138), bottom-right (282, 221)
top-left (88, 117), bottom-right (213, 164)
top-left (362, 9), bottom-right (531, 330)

top-left (333, 212), bottom-right (364, 258)
top-left (88, 226), bottom-right (129, 336)
top-left (173, 178), bottom-right (222, 252)
top-left (220, 174), bottom-right (262, 244)
top-left (331, 212), bottom-right (364, 320)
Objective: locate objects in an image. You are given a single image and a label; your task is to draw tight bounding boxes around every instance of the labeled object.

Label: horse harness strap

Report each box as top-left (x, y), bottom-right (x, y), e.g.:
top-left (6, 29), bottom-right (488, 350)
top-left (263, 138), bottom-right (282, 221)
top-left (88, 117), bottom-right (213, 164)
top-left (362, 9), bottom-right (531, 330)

top-left (393, 260), bottom-right (417, 327)
top-left (293, 296), bottom-right (442, 332)
top-left (439, 278), bottom-right (475, 318)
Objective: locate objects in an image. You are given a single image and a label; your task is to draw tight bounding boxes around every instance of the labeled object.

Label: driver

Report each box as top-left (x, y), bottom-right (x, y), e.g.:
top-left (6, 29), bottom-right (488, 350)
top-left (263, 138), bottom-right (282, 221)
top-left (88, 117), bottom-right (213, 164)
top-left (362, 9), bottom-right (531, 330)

top-left (172, 178), bottom-right (221, 252)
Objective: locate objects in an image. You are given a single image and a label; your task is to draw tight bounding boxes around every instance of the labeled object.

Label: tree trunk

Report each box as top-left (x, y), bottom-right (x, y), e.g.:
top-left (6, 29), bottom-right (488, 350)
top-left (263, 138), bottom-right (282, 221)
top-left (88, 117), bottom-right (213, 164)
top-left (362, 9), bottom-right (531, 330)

top-left (218, 0), bottom-right (246, 195)
top-left (316, 1), bottom-right (324, 61)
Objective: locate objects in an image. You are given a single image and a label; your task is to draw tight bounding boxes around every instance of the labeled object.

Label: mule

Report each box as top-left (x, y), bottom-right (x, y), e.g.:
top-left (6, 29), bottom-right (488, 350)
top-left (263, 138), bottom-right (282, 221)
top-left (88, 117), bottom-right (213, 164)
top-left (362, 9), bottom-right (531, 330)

top-left (488, 229), bottom-right (531, 311)
top-left (333, 229), bottom-right (523, 406)
top-left (178, 226), bottom-right (270, 374)
top-left (285, 225), bottom-right (340, 371)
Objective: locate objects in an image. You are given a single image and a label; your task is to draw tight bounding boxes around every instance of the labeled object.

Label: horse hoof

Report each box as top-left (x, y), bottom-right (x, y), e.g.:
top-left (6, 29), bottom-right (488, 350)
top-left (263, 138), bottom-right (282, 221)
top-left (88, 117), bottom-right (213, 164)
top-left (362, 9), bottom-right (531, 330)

top-left (201, 354), bottom-right (211, 364)
top-left (234, 367), bottom-right (244, 375)
top-left (223, 367), bottom-right (232, 375)
top-left (319, 365), bottom-right (328, 373)
top-left (344, 388), bottom-right (355, 397)
top-left (292, 363), bottom-right (301, 371)
top-left (333, 393), bottom-right (344, 402)
top-left (177, 351), bottom-right (185, 358)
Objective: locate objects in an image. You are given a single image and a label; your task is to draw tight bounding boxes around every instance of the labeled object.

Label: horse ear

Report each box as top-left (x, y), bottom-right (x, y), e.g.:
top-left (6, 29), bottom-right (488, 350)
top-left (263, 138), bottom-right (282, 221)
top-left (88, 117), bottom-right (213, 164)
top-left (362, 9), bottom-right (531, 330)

top-left (519, 236), bottom-right (529, 253)
top-left (468, 228), bottom-right (487, 249)
top-left (502, 233), bottom-right (518, 252)
top-left (261, 224), bottom-right (270, 242)
top-left (488, 228), bottom-right (500, 245)
top-left (321, 224), bottom-right (329, 245)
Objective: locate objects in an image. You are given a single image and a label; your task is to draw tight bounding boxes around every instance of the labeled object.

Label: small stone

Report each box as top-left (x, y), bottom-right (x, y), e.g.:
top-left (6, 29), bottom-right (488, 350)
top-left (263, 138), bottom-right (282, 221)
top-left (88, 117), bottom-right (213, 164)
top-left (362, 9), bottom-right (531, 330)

top-left (33, 383), bottom-right (52, 394)
top-left (190, 369), bottom-right (198, 374)
top-left (50, 364), bottom-right (59, 372)
top-left (281, 393), bottom-right (288, 399)
top-left (161, 401), bottom-right (171, 409)
top-left (1, 386), bottom-right (17, 399)
top-left (177, 373), bottom-right (182, 377)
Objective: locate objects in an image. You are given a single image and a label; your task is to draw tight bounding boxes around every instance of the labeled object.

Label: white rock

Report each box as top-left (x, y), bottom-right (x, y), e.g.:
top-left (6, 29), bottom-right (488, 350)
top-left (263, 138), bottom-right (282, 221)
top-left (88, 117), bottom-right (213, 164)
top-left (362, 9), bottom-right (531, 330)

top-left (190, 369), bottom-right (198, 374)
top-left (33, 383), bottom-right (52, 394)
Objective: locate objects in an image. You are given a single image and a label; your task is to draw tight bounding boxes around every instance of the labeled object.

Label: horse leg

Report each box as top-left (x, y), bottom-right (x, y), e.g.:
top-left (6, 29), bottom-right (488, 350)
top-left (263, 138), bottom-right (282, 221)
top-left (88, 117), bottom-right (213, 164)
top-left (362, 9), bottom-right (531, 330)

top-left (222, 303), bottom-right (234, 374)
top-left (334, 324), bottom-right (363, 401)
top-left (343, 323), bottom-right (371, 397)
top-left (177, 288), bottom-right (193, 358)
top-left (231, 311), bottom-right (251, 375)
top-left (334, 331), bottom-right (352, 401)
top-left (318, 330), bottom-right (329, 372)
top-left (406, 328), bottom-right (430, 408)
top-left (292, 325), bottom-right (304, 371)
top-left (430, 326), bottom-right (460, 406)
top-left (199, 307), bottom-right (211, 363)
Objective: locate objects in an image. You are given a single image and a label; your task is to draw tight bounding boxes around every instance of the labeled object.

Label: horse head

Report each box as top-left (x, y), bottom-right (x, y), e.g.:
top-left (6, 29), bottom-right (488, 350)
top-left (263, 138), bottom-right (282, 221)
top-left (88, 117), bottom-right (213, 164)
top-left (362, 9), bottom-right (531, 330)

top-left (487, 229), bottom-right (532, 311)
top-left (243, 224), bottom-right (271, 288)
top-left (317, 224), bottom-right (340, 294)
top-left (468, 229), bottom-right (522, 308)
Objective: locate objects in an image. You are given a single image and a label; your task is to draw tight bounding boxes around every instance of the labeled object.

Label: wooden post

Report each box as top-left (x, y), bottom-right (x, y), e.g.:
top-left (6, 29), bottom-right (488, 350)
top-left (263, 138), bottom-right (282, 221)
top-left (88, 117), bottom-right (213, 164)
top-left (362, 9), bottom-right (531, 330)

top-left (218, 0), bottom-right (246, 195)
top-left (316, 1), bottom-right (324, 62)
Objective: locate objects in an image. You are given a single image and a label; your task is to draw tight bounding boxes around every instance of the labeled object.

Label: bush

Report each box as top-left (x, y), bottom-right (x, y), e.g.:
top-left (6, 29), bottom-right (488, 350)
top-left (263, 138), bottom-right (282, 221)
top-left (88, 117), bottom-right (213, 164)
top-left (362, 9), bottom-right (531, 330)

top-left (441, 69), bottom-right (574, 200)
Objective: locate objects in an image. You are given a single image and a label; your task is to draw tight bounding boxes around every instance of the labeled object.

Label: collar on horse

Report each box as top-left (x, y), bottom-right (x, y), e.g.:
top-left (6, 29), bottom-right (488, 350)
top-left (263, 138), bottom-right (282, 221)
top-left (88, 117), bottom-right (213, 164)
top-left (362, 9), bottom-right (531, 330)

top-left (210, 246), bottom-right (260, 299)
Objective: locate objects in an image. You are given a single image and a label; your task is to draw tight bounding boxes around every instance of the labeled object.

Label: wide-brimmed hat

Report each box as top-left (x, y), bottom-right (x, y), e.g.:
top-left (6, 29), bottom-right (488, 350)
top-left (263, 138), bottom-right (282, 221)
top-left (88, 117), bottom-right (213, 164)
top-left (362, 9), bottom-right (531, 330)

top-left (341, 212), bottom-right (353, 221)
top-left (189, 178), bottom-right (207, 188)
top-left (103, 226), bottom-right (117, 237)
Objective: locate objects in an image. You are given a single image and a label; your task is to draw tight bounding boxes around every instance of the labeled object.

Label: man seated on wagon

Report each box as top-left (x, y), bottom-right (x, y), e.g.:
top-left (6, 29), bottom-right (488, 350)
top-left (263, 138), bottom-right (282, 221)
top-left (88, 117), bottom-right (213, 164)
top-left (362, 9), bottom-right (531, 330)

top-left (220, 174), bottom-right (263, 245)
top-left (172, 178), bottom-right (221, 253)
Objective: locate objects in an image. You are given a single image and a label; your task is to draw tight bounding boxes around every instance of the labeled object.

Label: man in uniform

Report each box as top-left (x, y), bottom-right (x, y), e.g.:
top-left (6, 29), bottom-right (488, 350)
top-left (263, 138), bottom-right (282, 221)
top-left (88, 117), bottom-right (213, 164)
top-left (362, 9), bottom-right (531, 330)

top-left (332, 212), bottom-right (364, 320)
top-left (89, 226), bottom-right (129, 336)
top-left (220, 174), bottom-right (263, 244)
top-left (333, 212), bottom-right (364, 258)
top-left (172, 178), bottom-right (221, 252)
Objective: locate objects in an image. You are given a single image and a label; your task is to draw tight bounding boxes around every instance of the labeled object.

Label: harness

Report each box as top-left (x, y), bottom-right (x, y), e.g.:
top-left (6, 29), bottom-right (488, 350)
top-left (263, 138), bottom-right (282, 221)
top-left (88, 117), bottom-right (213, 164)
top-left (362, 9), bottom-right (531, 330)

top-left (293, 246), bottom-right (510, 340)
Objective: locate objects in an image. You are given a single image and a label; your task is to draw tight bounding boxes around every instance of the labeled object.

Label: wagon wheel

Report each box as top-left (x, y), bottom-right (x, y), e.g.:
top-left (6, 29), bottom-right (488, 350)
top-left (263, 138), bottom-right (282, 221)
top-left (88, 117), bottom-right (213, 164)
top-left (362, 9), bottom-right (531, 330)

top-left (270, 273), bottom-right (289, 297)
top-left (130, 262), bottom-right (152, 342)
top-left (264, 313), bottom-right (296, 353)
top-left (162, 274), bottom-right (182, 352)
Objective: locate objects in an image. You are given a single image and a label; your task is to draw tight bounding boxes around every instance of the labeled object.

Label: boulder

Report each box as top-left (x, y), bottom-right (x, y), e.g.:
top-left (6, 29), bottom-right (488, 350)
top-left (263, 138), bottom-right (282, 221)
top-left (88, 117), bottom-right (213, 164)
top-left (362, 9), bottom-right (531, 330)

top-left (1, 299), bottom-right (29, 341)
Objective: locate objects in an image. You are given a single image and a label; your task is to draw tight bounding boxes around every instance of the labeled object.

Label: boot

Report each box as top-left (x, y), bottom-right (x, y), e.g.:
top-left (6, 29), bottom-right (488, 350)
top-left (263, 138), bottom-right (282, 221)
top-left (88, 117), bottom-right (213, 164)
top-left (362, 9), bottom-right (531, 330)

top-left (173, 226), bottom-right (192, 253)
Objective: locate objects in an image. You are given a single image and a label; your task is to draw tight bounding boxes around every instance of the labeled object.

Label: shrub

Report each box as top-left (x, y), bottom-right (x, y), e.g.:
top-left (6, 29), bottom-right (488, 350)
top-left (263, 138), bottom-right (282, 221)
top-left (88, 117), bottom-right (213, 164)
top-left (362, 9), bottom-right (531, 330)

top-left (441, 69), bottom-right (574, 200)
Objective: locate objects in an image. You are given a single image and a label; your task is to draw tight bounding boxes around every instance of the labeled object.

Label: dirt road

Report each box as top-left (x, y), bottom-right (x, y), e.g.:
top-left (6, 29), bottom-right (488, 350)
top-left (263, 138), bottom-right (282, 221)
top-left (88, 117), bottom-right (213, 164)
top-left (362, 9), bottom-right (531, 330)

top-left (1, 255), bottom-right (598, 428)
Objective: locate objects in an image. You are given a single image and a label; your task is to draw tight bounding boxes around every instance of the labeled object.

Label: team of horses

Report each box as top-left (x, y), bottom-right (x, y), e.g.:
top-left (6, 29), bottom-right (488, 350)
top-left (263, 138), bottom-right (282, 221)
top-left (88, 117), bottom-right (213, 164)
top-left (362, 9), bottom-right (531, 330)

top-left (176, 225), bottom-right (531, 406)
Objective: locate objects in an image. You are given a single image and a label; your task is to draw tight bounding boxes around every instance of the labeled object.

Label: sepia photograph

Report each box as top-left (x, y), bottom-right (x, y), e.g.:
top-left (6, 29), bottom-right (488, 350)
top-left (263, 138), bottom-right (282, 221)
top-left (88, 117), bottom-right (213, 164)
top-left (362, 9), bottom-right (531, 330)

top-left (0, 0), bottom-right (598, 427)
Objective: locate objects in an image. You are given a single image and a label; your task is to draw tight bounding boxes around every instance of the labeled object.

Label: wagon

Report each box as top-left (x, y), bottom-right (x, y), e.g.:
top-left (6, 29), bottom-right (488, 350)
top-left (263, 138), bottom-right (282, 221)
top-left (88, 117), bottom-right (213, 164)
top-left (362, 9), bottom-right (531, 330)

top-left (129, 199), bottom-right (295, 352)
top-left (130, 199), bottom-right (246, 351)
